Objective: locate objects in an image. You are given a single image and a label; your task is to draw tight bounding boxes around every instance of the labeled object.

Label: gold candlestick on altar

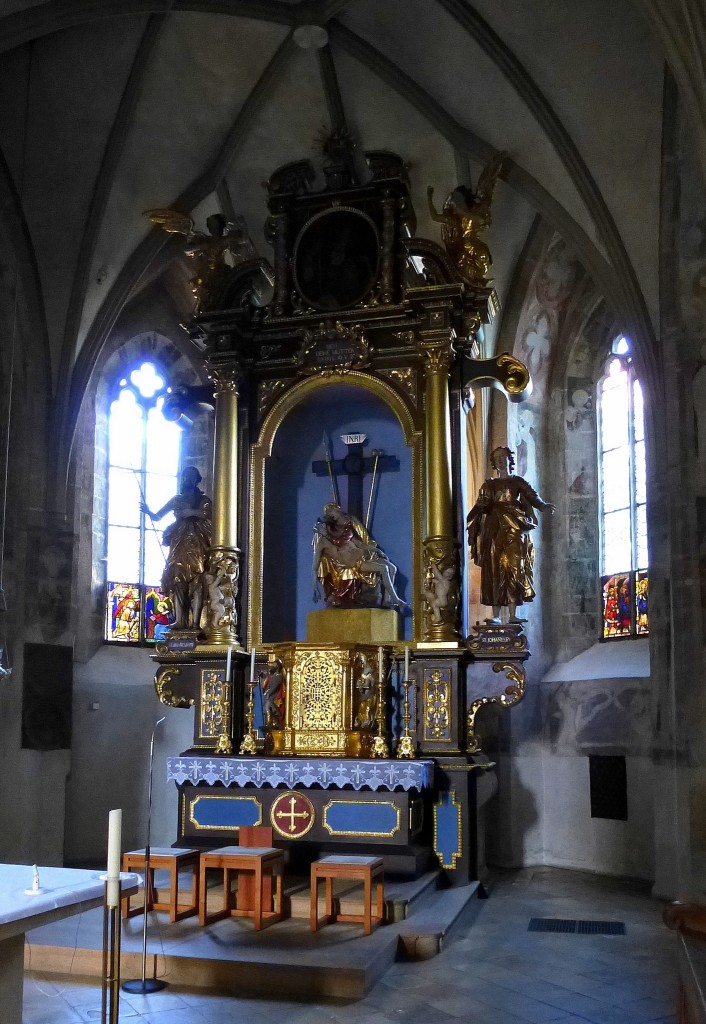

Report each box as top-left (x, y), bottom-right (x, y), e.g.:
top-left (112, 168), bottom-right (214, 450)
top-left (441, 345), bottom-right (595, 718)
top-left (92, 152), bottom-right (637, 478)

top-left (396, 678), bottom-right (416, 759)
top-left (239, 678), bottom-right (258, 754)
top-left (371, 650), bottom-right (389, 759)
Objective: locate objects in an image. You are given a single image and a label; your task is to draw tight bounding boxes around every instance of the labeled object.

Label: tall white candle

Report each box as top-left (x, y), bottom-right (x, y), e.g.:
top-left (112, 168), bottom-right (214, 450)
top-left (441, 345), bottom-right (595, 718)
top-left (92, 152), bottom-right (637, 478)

top-left (106, 808), bottom-right (122, 908)
top-left (225, 647), bottom-right (232, 681)
top-left (378, 646), bottom-right (384, 681)
top-left (404, 646), bottom-right (410, 680)
top-left (250, 647), bottom-right (256, 680)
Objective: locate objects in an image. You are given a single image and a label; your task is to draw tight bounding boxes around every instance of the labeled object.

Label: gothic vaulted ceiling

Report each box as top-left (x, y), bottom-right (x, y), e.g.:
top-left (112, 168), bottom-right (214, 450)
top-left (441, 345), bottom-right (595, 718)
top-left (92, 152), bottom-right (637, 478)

top-left (0, 0), bottom-right (678, 455)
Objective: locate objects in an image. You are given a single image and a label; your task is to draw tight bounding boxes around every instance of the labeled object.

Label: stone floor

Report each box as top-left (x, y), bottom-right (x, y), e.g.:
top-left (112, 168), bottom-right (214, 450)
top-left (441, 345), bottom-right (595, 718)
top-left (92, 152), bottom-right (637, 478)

top-left (22, 867), bottom-right (679, 1024)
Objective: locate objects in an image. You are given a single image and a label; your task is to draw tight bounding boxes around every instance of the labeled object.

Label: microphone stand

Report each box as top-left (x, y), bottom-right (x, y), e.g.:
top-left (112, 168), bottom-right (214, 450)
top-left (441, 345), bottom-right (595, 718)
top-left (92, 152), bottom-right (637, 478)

top-left (122, 717), bottom-right (168, 995)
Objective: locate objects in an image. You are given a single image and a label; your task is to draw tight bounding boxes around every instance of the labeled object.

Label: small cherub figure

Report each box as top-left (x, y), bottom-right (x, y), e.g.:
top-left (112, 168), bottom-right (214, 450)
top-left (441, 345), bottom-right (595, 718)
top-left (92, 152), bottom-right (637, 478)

top-left (427, 152), bottom-right (506, 287)
top-left (423, 562), bottom-right (455, 622)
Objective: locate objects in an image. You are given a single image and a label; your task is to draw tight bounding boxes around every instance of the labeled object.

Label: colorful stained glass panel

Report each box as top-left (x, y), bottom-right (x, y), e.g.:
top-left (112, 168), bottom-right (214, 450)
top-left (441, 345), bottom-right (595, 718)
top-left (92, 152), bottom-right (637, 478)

top-left (602, 573), bottom-right (632, 638)
top-left (106, 583), bottom-right (141, 642)
top-left (144, 587), bottom-right (175, 641)
top-left (635, 571), bottom-right (649, 635)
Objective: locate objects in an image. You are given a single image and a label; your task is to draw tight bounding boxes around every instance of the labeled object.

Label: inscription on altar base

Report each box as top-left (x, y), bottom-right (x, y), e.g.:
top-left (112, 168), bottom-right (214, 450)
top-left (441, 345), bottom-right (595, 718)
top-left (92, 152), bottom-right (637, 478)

top-left (467, 621), bottom-right (528, 657)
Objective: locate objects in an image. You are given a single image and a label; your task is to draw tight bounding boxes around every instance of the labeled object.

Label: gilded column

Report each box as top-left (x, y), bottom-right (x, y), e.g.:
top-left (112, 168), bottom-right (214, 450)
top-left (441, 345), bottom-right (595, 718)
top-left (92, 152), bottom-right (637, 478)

top-left (205, 367), bottom-right (243, 649)
top-left (421, 332), bottom-right (460, 642)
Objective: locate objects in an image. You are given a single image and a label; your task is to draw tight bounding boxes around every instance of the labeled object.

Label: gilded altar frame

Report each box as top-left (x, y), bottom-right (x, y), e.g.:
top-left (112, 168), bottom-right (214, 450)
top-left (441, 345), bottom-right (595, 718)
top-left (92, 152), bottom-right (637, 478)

top-left (247, 370), bottom-right (423, 646)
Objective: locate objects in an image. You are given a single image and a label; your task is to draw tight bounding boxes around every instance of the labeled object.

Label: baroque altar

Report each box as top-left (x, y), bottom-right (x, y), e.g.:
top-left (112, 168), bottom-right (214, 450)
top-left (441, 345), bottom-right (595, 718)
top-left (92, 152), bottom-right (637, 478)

top-left (152, 134), bottom-right (533, 885)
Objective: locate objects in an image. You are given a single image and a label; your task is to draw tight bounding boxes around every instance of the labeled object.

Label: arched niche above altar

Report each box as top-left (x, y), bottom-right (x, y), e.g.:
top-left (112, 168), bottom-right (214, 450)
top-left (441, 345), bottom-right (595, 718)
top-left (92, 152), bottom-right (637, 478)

top-left (248, 374), bottom-right (422, 645)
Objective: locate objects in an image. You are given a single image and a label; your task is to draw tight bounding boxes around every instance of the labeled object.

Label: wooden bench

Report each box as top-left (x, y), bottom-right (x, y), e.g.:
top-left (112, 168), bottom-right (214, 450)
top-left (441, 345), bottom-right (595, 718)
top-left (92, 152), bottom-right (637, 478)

top-left (310, 855), bottom-right (384, 935)
top-left (121, 847), bottom-right (200, 923)
top-left (198, 846), bottom-right (284, 930)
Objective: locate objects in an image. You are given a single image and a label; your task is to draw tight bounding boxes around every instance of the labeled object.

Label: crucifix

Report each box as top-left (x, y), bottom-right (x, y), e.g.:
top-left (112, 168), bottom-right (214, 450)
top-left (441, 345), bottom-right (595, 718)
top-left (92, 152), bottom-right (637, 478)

top-left (311, 433), bottom-right (399, 525)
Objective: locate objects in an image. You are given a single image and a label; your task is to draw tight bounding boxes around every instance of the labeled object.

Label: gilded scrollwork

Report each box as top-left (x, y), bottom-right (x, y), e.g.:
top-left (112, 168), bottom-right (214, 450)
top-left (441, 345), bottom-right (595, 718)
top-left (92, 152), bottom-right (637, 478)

top-left (155, 667), bottom-right (194, 709)
top-left (258, 378), bottom-right (287, 419)
top-left (424, 667), bottom-right (450, 741)
top-left (421, 340), bottom-right (454, 376)
top-left (466, 662), bottom-right (527, 754)
top-left (295, 320), bottom-right (370, 376)
top-left (378, 366), bottom-right (418, 405)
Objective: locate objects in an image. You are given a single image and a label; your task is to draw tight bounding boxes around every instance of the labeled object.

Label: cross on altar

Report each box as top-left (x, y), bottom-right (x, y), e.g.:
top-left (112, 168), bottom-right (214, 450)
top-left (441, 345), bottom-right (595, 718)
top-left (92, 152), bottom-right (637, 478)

top-left (312, 434), bottom-right (399, 521)
top-left (276, 796), bottom-right (310, 833)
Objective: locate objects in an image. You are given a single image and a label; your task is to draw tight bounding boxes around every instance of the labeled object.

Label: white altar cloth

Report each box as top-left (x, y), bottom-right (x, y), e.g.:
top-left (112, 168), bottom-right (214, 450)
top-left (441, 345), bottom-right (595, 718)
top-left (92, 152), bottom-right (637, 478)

top-left (0, 863), bottom-right (138, 1024)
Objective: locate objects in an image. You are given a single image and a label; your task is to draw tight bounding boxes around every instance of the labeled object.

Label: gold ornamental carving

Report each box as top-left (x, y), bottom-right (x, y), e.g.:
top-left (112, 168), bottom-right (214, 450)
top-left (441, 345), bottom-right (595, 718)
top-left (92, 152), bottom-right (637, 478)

top-left (496, 353), bottom-right (531, 397)
top-left (295, 320), bottom-right (370, 376)
top-left (466, 662), bottom-right (527, 754)
top-left (424, 667), bottom-right (451, 741)
top-left (258, 378), bottom-right (287, 418)
top-left (378, 366), bottom-right (418, 406)
top-left (155, 667), bottom-right (194, 709)
top-left (199, 668), bottom-right (232, 745)
top-left (204, 545), bottom-right (241, 646)
top-left (421, 340), bottom-right (454, 376)
top-left (207, 366), bottom-right (240, 395)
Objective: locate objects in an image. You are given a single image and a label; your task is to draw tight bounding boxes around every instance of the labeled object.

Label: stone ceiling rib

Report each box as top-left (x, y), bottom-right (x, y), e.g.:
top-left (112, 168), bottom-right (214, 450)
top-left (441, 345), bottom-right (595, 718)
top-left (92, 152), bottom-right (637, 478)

top-left (0, 0), bottom-right (297, 55)
top-left (53, 14), bottom-right (166, 469)
top-left (59, 30), bottom-right (296, 508)
top-left (317, 45), bottom-right (347, 132)
top-left (436, 0), bottom-right (657, 384)
top-left (328, 21), bottom-right (617, 316)
top-left (0, 145), bottom-right (50, 397)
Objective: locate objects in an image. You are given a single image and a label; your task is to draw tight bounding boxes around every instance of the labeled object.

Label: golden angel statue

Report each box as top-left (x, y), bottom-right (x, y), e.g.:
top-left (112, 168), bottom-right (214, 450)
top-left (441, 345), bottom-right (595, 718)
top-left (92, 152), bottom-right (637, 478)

top-left (466, 446), bottom-right (554, 624)
top-left (145, 209), bottom-right (255, 312)
top-left (312, 503), bottom-right (406, 609)
top-left (141, 466), bottom-right (212, 629)
top-left (427, 151), bottom-right (506, 287)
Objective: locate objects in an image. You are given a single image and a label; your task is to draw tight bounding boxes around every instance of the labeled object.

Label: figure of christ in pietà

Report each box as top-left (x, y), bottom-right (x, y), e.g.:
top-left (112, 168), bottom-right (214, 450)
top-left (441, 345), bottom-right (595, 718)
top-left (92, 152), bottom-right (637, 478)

top-left (312, 503), bottom-right (405, 609)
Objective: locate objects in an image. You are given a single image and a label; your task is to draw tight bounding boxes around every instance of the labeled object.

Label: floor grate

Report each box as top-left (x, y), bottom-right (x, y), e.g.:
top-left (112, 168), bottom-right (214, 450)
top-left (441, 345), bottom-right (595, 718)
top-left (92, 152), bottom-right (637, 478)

top-left (528, 918), bottom-right (625, 935)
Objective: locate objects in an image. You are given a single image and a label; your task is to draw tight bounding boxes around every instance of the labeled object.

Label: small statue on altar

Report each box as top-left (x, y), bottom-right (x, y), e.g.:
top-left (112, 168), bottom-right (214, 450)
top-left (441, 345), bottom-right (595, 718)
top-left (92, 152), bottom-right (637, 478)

top-left (312, 503), bottom-right (405, 609)
top-left (427, 151), bottom-right (506, 287)
top-left (354, 653), bottom-right (377, 729)
top-left (145, 209), bottom-right (254, 312)
top-left (261, 657), bottom-right (285, 728)
top-left (466, 446), bottom-right (554, 624)
top-left (141, 466), bottom-right (211, 630)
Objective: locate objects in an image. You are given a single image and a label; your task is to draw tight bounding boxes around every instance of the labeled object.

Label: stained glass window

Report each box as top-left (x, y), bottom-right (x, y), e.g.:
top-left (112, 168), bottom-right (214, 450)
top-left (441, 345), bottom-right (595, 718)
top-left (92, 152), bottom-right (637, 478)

top-left (598, 337), bottom-right (648, 638)
top-left (104, 362), bottom-right (181, 643)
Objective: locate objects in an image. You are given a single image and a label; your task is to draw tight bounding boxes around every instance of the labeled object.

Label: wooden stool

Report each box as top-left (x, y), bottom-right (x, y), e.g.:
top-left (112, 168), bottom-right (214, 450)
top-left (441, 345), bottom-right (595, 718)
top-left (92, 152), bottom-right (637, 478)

top-left (237, 826), bottom-right (274, 913)
top-left (121, 847), bottom-right (200, 923)
top-left (310, 855), bottom-right (384, 935)
top-left (199, 846), bottom-right (284, 930)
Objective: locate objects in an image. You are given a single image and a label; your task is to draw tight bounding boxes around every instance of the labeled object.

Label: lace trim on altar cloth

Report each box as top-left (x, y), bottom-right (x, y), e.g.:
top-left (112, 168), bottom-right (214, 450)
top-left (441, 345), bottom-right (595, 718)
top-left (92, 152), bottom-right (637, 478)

top-left (167, 756), bottom-right (434, 791)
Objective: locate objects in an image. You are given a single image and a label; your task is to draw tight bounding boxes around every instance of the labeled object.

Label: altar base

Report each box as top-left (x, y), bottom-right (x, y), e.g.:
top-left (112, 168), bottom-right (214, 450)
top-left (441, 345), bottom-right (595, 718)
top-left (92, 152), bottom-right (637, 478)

top-left (306, 608), bottom-right (400, 644)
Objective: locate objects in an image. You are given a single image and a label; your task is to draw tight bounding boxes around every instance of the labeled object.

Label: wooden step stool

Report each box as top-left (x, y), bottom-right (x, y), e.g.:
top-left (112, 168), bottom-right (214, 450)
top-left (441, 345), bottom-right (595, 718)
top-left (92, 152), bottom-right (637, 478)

top-left (199, 846), bottom-right (285, 931)
top-left (121, 847), bottom-right (200, 923)
top-left (310, 855), bottom-right (384, 935)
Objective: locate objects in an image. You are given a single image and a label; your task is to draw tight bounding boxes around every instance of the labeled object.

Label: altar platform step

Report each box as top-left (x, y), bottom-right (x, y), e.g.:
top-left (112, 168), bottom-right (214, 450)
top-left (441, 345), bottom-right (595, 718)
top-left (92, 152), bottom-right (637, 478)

top-left (25, 875), bottom-right (479, 999)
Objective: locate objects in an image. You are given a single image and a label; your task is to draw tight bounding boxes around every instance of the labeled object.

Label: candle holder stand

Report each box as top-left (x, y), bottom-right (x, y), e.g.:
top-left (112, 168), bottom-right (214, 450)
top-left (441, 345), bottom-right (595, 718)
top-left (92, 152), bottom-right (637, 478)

top-left (371, 674), bottom-right (389, 759)
top-left (239, 678), bottom-right (258, 754)
top-left (101, 878), bottom-right (122, 1024)
top-left (396, 678), bottom-right (416, 759)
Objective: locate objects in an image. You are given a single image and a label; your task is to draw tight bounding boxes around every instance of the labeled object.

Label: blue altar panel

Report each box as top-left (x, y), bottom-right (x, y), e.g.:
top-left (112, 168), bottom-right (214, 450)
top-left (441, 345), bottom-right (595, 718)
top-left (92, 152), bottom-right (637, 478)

top-left (167, 756), bottom-right (434, 791)
top-left (433, 789), bottom-right (462, 870)
top-left (189, 794), bottom-right (262, 831)
top-left (322, 799), bottom-right (400, 837)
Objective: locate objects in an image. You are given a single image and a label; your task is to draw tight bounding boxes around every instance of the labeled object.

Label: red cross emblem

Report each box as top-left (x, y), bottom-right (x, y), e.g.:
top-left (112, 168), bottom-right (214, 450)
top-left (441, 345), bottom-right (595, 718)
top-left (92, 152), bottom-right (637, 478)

top-left (270, 792), bottom-right (315, 839)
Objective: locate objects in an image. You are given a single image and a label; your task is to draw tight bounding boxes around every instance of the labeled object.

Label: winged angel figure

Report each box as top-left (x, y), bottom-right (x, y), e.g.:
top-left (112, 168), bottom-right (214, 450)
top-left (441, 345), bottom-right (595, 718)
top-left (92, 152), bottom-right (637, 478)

top-left (146, 209), bottom-right (255, 313)
top-left (427, 151), bottom-right (507, 287)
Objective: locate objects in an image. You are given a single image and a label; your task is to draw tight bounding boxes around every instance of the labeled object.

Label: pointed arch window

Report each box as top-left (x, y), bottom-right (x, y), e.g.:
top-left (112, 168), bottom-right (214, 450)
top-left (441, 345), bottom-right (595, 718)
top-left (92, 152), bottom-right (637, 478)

top-left (104, 361), bottom-right (181, 643)
top-left (598, 336), bottom-right (648, 638)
